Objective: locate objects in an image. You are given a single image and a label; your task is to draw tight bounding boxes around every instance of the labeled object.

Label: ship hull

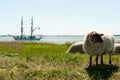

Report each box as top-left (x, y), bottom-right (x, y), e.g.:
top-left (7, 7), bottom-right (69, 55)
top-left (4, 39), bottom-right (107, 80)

top-left (13, 36), bottom-right (41, 41)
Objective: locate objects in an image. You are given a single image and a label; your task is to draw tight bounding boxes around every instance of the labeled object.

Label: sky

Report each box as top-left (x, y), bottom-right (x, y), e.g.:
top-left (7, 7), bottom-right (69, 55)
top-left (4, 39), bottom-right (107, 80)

top-left (0, 0), bottom-right (120, 35)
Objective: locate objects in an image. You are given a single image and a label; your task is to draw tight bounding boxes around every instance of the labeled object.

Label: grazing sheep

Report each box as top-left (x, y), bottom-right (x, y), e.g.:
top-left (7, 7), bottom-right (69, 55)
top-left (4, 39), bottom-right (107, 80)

top-left (113, 43), bottom-right (120, 54)
top-left (83, 31), bottom-right (114, 66)
top-left (66, 42), bottom-right (84, 54)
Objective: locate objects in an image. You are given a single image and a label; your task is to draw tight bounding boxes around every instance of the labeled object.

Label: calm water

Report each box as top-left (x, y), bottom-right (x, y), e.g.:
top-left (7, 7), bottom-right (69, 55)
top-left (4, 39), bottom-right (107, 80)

top-left (0, 35), bottom-right (120, 44)
top-left (40, 35), bottom-right (84, 44)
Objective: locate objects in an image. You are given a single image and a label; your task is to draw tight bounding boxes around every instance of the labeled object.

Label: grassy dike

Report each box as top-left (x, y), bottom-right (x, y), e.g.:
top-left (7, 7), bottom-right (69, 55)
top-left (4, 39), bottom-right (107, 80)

top-left (0, 42), bottom-right (120, 80)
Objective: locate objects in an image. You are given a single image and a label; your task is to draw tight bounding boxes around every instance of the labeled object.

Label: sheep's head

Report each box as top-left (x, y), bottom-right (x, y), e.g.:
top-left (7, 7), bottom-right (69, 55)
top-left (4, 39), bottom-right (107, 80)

top-left (88, 31), bottom-right (103, 43)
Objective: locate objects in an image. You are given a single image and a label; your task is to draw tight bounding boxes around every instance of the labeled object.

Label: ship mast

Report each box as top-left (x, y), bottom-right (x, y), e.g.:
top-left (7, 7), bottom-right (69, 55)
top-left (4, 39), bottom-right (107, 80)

top-left (21, 16), bottom-right (23, 38)
top-left (30, 16), bottom-right (40, 38)
top-left (31, 16), bottom-right (33, 37)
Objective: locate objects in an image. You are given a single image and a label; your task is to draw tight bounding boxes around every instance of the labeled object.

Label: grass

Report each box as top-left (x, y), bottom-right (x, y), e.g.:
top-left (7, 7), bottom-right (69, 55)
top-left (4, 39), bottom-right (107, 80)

top-left (0, 42), bottom-right (120, 80)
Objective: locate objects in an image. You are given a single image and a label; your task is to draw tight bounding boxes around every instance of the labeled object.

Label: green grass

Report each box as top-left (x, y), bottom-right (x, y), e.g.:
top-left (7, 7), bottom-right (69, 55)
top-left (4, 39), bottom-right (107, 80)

top-left (0, 42), bottom-right (120, 80)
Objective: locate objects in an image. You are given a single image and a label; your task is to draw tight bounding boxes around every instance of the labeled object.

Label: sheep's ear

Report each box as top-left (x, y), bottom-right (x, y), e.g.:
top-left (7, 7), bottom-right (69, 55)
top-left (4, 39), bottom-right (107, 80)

top-left (100, 34), bottom-right (103, 36)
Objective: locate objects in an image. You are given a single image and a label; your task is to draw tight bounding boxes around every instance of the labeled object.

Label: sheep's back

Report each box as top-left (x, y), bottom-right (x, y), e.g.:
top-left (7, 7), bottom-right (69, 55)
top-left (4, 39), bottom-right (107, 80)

top-left (113, 43), bottom-right (120, 54)
top-left (66, 42), bottom-right (84, 53)
top-left (102, 34), bottom-right (114, 53)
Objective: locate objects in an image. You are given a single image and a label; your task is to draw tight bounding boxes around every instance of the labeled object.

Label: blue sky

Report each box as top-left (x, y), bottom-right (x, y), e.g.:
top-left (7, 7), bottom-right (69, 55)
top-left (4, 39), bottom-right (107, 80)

top-left (0, 0), bottom-right (120, 35)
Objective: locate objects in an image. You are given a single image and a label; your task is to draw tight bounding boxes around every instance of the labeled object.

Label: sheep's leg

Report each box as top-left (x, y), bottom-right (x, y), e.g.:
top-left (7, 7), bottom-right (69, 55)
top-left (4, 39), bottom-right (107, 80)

top-left (109, 50), bottom-right (113, 64)
top-left (96, 55), bottom-right (99, 65)
top-left (109, 54), bottom-right (112, 64)
top-left (89, 56), bottom-right (92, 67)
top-left (101, 55), bottom-right (104, 64)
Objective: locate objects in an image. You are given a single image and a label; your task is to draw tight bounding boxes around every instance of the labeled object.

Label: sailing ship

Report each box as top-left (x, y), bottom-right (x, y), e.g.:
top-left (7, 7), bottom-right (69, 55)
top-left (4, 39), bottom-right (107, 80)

top-left (13, 17), bottom-right (42, 41)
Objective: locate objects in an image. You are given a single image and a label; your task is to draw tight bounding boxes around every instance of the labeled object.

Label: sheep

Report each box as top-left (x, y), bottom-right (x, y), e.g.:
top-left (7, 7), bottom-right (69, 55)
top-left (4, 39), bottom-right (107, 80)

top-left (113, 43), bottom-right (120, 54)
top-left (66, 41), bottom-right (84, 54)
top-left (83, 31), bottom-right (114, 66)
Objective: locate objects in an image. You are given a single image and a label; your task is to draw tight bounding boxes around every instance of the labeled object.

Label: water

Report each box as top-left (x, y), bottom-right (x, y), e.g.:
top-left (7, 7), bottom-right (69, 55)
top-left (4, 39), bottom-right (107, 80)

top-left (40, 35), bottom-right (84, 44)
top-left (0, 35), bottom-right (120, 44)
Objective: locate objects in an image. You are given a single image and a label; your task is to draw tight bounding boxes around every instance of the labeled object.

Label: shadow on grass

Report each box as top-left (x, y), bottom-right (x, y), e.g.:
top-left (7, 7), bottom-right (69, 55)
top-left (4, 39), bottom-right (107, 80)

top-left (86, 64), bottom-right (119, 80)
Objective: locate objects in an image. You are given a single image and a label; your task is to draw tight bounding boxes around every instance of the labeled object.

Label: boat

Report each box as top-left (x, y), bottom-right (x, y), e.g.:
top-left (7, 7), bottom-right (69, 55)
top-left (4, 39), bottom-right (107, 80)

top-left (13, 36), bottom-right (41, 40)
top-left (13, 16), bottom-right (42, 41)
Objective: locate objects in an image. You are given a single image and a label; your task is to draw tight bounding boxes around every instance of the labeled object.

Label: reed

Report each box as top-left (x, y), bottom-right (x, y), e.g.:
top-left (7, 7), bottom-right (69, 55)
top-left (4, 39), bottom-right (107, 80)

top-left (0, 41), bottom-right (119, 80)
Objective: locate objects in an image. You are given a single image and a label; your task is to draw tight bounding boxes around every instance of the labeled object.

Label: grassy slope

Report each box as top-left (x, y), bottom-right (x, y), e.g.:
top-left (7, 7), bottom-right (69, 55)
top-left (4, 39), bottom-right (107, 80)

top-left (0, 42), bottom-right (119, 80)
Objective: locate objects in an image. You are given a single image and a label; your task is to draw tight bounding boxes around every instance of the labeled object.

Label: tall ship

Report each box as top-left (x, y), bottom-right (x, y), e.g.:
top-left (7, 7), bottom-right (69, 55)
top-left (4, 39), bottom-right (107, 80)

top-left (13, 17), bottom-right (42, 41)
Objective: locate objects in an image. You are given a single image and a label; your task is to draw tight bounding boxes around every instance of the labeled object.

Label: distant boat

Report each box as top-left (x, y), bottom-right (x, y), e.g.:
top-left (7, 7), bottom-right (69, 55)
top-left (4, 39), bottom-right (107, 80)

top-left (13, 36), bottom-right (41, 40)
top-left (13, 16), bottom-right (42, 41)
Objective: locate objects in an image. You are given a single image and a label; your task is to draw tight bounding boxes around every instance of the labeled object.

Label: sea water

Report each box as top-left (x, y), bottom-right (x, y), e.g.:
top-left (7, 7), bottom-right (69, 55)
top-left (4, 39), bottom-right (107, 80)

top-left (40, 35), bottom-right (84, 44)
top-left (0, 35), bottom-right (120, 44)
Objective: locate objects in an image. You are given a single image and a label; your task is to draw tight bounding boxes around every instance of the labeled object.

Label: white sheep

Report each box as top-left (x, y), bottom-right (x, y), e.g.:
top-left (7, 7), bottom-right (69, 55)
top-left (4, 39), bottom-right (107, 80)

top-left (113, 43), bottom-right (120, 54)
top-left (83, 31), bottom-right (114, 66)
top-left (66, 42), bottom-right (84, 54)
